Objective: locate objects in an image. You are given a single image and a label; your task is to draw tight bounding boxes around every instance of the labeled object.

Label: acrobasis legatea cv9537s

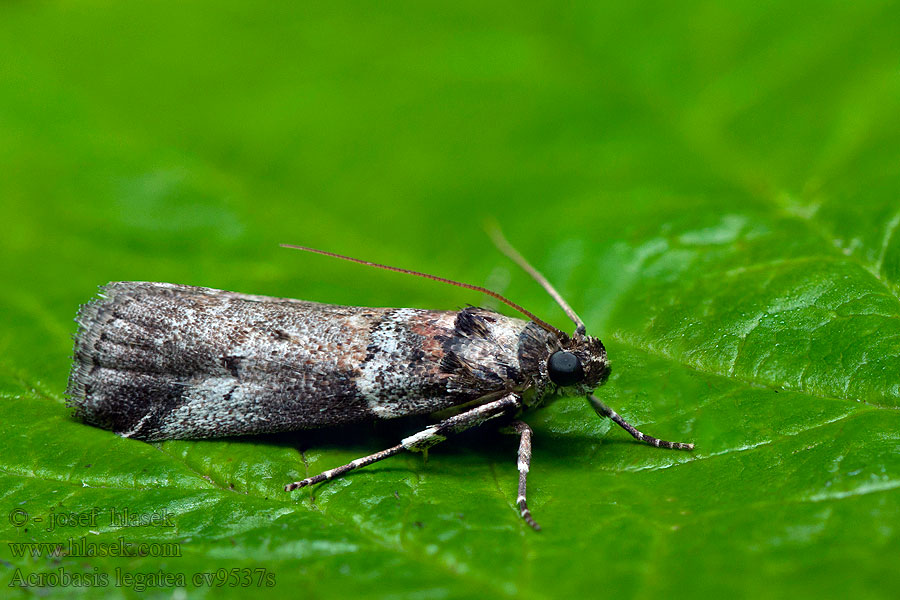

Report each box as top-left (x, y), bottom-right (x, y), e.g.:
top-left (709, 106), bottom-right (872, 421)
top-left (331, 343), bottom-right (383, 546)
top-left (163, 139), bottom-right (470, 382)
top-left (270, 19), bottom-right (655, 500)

top-left (66, 230), bottom-right (693, 530)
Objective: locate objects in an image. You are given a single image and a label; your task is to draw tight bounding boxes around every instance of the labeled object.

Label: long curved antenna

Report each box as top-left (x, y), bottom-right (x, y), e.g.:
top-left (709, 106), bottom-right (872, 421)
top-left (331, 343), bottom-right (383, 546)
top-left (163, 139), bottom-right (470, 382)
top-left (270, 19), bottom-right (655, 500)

top-left (280, 244), bottom-right (564, 336)
top-left (487, 224), bottom-right (587, 335)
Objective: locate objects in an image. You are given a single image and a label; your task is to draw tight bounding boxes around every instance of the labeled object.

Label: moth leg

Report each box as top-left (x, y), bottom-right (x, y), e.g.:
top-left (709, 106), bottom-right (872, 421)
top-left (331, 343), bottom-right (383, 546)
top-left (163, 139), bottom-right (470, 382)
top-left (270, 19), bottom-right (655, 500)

top-left (284, 443), bottom-right (407, 491)
top-left (588, 395), bottom-right (694, 450)
top-left (500, 420), bottom-right (540, 531)
top-left (285, 393), bottom-right (522, 491)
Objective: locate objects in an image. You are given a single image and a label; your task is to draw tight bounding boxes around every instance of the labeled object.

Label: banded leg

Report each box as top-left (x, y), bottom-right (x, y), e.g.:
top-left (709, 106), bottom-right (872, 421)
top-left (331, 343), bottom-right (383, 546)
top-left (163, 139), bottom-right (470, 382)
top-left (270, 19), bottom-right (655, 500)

top-left (285, 444), bottom-right (406, 491)
top-left (285, 393), bottom-right (522, 491)
top-left (501, 420), bottom-right (540, 531)
top-left (588, 395), bottom-right (694, 450)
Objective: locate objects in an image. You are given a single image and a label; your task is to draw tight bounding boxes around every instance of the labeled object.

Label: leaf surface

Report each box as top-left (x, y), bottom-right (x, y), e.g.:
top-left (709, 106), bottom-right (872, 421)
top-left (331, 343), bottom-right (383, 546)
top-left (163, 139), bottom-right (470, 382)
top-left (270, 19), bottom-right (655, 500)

top-left (1, 2), bottom-right (899, 598)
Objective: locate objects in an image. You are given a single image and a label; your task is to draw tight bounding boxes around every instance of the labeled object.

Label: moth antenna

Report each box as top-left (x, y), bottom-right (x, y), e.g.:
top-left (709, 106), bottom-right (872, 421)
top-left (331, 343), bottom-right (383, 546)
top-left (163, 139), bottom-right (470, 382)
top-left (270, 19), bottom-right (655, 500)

top-left (486, 224), bottom-right (587, 335)
top-left (280, 244), bottom-right (564, 336)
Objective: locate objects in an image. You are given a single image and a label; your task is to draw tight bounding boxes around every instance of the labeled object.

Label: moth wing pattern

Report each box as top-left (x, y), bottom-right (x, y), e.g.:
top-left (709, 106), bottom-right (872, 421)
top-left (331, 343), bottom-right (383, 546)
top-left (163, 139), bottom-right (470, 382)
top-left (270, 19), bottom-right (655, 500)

top-left (67, 282), bottom-right (540, 441)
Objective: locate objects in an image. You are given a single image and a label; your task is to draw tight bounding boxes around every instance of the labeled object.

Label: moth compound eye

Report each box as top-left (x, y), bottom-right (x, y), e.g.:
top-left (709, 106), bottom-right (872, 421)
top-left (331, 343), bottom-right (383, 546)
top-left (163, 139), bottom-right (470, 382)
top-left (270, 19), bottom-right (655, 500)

top-left (547, 351), bottom-right (584, 387)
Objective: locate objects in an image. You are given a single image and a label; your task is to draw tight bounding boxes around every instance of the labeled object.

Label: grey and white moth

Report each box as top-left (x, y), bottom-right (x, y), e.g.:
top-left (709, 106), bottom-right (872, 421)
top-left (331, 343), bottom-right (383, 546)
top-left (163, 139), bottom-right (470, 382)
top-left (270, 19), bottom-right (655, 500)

top-left (66, 230), bottom-right (693, 530)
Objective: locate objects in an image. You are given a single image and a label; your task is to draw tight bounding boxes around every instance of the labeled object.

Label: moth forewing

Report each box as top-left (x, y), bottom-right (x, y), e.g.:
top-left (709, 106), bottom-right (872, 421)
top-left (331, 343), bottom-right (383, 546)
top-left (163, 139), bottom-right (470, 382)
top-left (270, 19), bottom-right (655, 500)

top-left (68, 284), bottom-right (530, 440)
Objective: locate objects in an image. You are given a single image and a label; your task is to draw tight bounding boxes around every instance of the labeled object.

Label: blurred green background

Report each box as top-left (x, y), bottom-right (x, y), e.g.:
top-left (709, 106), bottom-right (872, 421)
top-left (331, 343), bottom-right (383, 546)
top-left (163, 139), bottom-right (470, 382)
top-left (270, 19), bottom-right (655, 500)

top-left (2, 1), bottom-right (900, 599)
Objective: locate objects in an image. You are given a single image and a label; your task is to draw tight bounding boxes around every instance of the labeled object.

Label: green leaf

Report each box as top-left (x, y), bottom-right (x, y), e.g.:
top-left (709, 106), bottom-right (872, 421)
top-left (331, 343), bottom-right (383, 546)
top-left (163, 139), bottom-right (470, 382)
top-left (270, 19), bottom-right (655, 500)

top-left (2, 1), bottom-right (899, 598)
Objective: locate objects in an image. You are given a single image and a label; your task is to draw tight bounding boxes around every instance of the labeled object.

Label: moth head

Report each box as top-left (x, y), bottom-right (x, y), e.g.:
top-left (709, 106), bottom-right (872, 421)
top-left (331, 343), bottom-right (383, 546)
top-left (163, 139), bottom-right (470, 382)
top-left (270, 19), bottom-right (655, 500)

top-left (547, 331), bottom-right (610, 394)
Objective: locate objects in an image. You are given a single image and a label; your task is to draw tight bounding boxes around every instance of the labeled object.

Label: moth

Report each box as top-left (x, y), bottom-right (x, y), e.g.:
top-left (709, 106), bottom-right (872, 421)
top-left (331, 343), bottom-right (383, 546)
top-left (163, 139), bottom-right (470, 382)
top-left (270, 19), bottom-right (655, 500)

top-left (67, 230), bottom-right (693, 530)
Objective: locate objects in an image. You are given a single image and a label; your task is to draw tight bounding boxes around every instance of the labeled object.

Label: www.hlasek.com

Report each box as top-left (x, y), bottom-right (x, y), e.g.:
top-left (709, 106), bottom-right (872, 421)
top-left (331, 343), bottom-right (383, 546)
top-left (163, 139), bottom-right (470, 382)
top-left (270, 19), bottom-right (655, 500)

top-left (8, 536), bottom-right (180, 558)
top-left (9, 567), bottom-right (276, 591)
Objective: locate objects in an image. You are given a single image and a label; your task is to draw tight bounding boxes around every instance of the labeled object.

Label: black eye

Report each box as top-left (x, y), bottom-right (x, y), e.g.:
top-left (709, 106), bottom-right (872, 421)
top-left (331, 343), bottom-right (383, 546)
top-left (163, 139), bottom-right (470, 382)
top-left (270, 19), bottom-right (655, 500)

top-left (547, 351), bottom-right (584, 387)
